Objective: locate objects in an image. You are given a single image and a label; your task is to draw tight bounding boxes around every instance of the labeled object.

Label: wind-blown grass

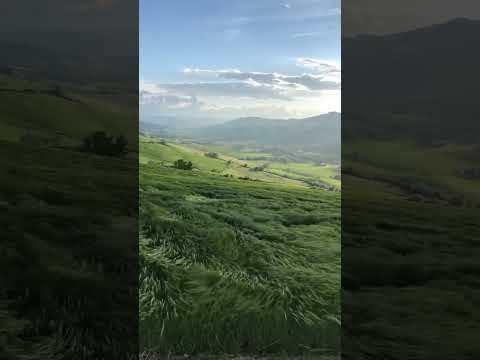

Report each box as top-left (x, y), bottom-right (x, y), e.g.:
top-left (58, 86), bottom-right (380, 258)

top-left (139, 162), bottom-right (340, 356)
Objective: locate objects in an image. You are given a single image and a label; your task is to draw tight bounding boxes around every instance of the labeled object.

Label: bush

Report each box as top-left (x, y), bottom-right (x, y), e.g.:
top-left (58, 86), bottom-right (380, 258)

top-left (173, 159), bottom-right (193, 170)
top-left (205, 152), bottom-right (218, 159)
top-left (82, 131), bottom-right (128, 157)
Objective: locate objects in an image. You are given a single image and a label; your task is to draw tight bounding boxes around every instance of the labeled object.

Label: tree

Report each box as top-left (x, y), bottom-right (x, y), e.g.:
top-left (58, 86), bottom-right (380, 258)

top-left (114, 135), bottom-right (128, 157)
top-left (205, 152), bottom-right (218, 159)
top-left (82, 131), bottom-right (128, 157)
top-left (173, 159), bottom-right (193, 170)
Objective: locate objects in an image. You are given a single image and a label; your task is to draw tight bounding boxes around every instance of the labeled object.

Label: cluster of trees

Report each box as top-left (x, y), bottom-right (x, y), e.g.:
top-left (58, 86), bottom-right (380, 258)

top-left (205, 152), bottom-right (218, 159)
top-left (173, 159), bottom-right (193, 170)
top-left (82, 131), bottom-right (128, 157)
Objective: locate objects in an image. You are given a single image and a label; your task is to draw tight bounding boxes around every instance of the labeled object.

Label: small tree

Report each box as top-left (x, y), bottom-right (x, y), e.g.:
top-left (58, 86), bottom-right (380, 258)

top-left (205, 152), bottom-right (218, 159)
top-left (114, 135), bottom-right (128, 157)
top-left (82, 131), bottom-right (128, 157)
top-left (173, 159), bottom-right (193, 170)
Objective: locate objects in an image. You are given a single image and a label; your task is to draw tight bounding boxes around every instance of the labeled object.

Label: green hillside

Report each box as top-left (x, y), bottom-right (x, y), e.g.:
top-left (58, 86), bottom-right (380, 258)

top-left (0, 75), bottom-right (137, 147)
top-left (344, 140), bottom-right (480, 204)
top-left (140, 136), bottom-right (340, 191)
top-left (342, 138), bottom-right (480, 359)
top-left (0, 75), bottom-right (138, 358)
top-left (140, 153), bottom-right (341, 356)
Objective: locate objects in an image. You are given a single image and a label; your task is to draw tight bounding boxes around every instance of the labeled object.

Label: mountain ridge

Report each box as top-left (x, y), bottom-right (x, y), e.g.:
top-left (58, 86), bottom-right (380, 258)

top-left (343, 17), bottom-right (480, 142)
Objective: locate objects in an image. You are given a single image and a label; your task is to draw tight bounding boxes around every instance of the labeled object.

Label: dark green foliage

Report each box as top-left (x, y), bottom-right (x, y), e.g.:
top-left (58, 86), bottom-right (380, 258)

top-left (205, 152), bottom-right (219, 159)
top-left (140, 163), bottom-right (340, 357)
top-left (82, 131), bottom-right (128, 157)
top-left (173, 159), bottom-right (193, 170)
top-left (461, 167), bottom-right (480, 180)
top-left (0, 140), bottom-right (137, 359)
top-left (251, 164), bottom-right (267, 172)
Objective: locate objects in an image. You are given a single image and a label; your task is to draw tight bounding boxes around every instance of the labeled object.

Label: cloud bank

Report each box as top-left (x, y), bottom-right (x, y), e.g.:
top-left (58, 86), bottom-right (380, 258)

top-left (140, 58), bottom-right (340, 119)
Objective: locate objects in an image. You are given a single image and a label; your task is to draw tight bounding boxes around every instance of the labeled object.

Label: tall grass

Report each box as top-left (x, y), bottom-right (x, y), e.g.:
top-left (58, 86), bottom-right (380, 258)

top-left (139, 163), bottom-right (340, 356)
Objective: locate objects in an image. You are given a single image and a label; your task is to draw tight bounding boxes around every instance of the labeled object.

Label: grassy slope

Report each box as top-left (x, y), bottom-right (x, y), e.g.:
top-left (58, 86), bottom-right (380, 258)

top-left (1, 140), bottom-right (138, 358)
top-left (185, 141), bottom-right (340, 190)
top-left (139, 140), bottom-right (341, 356)
top-left (0, 76), bottom-right (138, 358)
top-left (343, 140), bottom-right (480, 359)
top-left (344, 140), bottom-right (480, 202)
top-left (140, 136), bottom-right (340, 190)
top-left (0, 75), bottom-right (137, 147)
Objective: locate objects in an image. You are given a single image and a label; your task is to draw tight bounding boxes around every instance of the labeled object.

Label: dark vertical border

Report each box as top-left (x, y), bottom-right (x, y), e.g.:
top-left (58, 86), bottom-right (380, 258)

top-left (342, 1), bottom-right (480, 358)
top-left (0, 1), bottom-right (139, 358)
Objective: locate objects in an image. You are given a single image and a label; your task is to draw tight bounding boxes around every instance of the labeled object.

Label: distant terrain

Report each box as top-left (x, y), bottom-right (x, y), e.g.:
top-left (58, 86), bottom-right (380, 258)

top-left (141, 112), bottom-right (341, 164)
top-left (140, 136), bottom-right (340, 191)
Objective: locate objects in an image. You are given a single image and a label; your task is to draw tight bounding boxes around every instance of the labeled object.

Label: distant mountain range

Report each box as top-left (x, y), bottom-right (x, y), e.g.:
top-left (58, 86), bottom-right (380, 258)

top-left (139, 115), bottom-right (226, 132)
top-left (343, 17), bottom-right (480, 142)
top-left (141, 112), bottom-right (341, 162)
top-left (190, 112), bottom-right (340, 146)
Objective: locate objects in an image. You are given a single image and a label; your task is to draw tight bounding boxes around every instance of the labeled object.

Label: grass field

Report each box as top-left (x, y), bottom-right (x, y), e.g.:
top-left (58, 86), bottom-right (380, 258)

top-left (0, 140), bottom-right (138, 359)
top-left (342, 139), bottom-right (480, 359)
top-left (0, 75), bottom-right (137, 148)
top-left (0, 75), bottom-right (138, 359)
top-left (140, 136), bottom-right (340, 191)
top-left (343, 140), bottom-right (480, 205)
top-left (139, 138), bottom-right (341, 357)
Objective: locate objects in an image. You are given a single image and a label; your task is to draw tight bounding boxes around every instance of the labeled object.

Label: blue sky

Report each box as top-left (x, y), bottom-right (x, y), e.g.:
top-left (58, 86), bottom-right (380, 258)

top-left (140, 0), bottom-right (341, 120)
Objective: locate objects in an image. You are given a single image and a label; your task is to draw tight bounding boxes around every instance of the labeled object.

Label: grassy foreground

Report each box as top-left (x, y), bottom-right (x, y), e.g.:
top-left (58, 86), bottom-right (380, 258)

top-left (342, 139), bottom-right (480, 359)
top-left (0, 75), bottom-right (138, 358)
top-left (139, 141), bottom-right (341, 356)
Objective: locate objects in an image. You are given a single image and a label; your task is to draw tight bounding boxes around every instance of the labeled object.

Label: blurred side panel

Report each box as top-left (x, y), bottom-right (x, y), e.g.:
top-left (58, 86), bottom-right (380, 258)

top-left (342, 1), bottom-right (480, 359)
top-left (0, 1), bottom-right (138, 359)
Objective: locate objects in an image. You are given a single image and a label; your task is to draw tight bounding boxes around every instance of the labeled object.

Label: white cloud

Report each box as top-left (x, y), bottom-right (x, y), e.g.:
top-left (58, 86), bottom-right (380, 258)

top-left (140, 81), bottom-right (202, 109)
top-left (142, 59), bottom-right (341, 119)
top-left (161, 81), bottom-right (291, 100)
top-left (140, 90), bottom-right (200, 109)
top-left (183, 67), bottom-right (340, 91)
top-left (296, 58), bottom-right (341, 74)
top-left (296, 58), bottom-right (341, 83)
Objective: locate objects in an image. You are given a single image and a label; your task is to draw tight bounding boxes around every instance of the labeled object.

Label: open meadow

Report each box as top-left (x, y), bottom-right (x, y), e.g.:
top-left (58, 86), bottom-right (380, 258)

top-left (0, 74), bottom-right (138, 359)
top-left (342, 139), bottom-right (480, 359)
top-left (139, 136), bottom-right (341, 357)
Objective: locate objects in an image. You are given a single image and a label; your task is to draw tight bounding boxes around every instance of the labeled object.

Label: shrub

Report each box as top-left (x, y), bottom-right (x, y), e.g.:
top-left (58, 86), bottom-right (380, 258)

top-left (82, 131), bottom-right (128, 157)
top-left (173, 159), bottom-right (193, 170)
top-left (205, 152), bottom-right (219, 159)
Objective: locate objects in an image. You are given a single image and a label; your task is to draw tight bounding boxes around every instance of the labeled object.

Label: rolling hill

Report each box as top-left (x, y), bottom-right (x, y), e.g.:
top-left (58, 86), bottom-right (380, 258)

top-left (192, 113), bottom-right (339, 144)
top-left (0, 74), bottom-right (137, 148)
top-left (343, 18), bottom-right (480, 142)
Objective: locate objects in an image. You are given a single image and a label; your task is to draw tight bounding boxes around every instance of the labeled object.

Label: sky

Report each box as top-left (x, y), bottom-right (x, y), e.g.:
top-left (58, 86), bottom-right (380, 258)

top-left (140, 0), bottom-right (341, 120)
